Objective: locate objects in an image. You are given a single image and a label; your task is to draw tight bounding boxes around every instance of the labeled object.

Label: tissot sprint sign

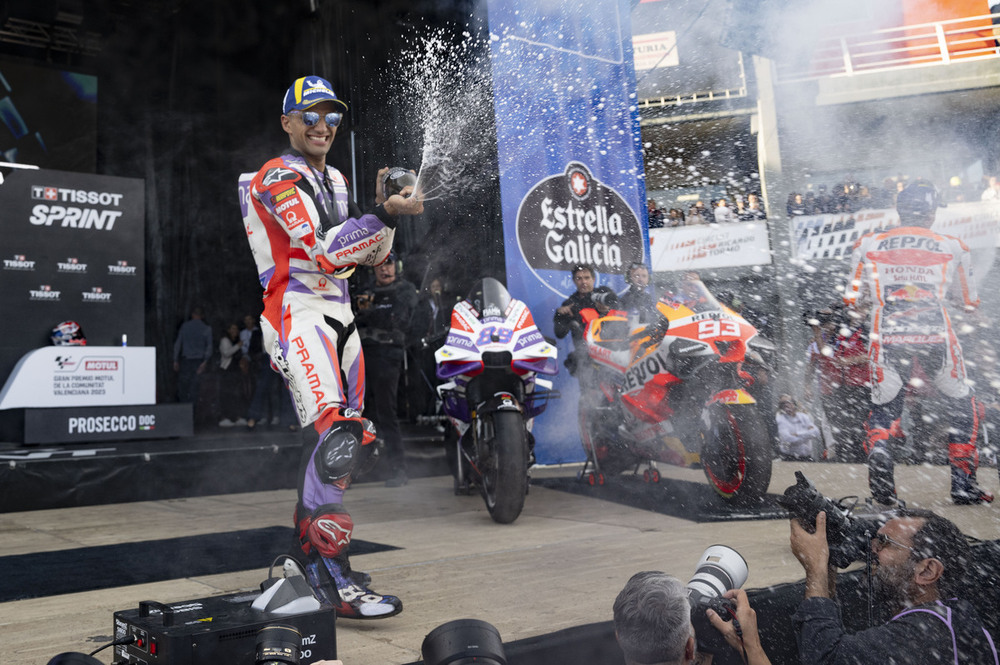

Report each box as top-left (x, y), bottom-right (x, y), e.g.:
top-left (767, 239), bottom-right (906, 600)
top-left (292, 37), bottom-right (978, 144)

top-left (489, 0), bottom-right (649, 463)
top-left (0, 169), bottom-right (145, 393)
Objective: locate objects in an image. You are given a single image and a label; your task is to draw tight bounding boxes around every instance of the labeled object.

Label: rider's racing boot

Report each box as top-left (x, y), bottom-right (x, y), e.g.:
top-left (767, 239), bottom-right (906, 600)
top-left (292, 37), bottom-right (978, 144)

top-left (294, 503), bottom-right (402, 619)
top-left (949, 442), bottom-right (994, 505)
top-left (302, 551), bottom-right (402, 619)
top-left (950, 466), bottom-right (995, 505)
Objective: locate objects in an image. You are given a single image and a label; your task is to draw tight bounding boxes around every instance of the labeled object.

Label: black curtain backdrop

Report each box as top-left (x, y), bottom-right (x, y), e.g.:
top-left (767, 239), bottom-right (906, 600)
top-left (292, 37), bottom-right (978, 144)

top-left (2, 0), bottom-right (503, 407)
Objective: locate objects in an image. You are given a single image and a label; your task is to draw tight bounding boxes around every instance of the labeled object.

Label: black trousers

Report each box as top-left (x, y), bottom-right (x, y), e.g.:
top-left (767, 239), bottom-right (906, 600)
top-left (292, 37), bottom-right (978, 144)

top-left (363, 345), bottom-right (405, 472)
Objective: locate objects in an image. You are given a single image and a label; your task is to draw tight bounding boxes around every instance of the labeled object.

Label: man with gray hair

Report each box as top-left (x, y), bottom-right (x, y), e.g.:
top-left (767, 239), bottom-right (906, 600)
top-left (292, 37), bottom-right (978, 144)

top-left (613, 572), bottom-right (697, 665)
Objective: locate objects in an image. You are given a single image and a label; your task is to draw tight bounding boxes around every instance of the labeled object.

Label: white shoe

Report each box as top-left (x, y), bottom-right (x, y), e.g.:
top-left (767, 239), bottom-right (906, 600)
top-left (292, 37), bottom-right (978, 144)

top-left (235, 417), bottom-right (248, 426)
top-left (271, 416), bottom-right (281, 425)
top-left (219, 418), bottom-right (235, 427)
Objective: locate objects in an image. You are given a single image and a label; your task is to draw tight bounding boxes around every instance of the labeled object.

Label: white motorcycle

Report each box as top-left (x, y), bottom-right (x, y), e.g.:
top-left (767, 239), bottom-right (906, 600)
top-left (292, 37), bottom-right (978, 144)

top-left (435, 278), bottom-right (559, 523)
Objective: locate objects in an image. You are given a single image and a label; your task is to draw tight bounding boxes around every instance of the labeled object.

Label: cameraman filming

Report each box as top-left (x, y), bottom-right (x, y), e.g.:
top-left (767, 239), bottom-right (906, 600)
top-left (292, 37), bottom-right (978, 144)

top-left (613, 572), bottom-right (771, 665)
top-left (790, 509), bottom-right (998, 664)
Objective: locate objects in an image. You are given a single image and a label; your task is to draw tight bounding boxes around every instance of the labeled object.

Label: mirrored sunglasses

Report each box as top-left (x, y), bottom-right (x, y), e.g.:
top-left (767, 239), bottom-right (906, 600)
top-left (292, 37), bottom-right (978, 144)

top-left (289, 110), bottom-right (342, 128)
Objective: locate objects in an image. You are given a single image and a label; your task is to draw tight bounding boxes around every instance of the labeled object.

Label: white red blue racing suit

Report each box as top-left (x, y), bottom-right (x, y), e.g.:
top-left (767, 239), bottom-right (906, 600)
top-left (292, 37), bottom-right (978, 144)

top-left (240, 151), bottom-right (399, 612)
top-left (844, 225), bottom-right (981, 502)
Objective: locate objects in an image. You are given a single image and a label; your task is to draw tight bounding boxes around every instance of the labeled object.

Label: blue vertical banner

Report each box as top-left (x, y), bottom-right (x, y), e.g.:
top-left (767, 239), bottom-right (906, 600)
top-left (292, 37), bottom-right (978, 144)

top-left (488, 0), bottom-right (649, 464)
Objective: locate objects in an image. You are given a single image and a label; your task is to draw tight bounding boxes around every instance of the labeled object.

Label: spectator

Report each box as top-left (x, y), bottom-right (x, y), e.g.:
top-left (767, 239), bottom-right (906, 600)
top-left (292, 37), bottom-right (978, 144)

top-left (173, 306), bottom-right (213, 409)
top-left (666, 208), bottom-right (685, 227)
top-left (741, 192), bottom-right (767, 221)
top-left (217, 322), bottom-right (248, 427)
top-left (244, 311), bottom-right (297, 431)
top-left (613, 572), bottom-right (770, 665)
top-left (982, 175), bottom-right (1000, 201)
top-left (647, 199), bottom-right (665, 228)
top-left (713, 198), bottom-right (736, 224)
top-left (786, 192), bottom-right (807, 216)
top-left (408, 275), bottom-right (453, 419)
top-left (733, 195), bottom-right (748, 219)
top-left (776, 394), bottom-right (823, 461)
top-left (790, 509), bottom-right (998, 664)
top-left (354, 254), bottom-right (418, 487)
top-left (618, 262), bottom-right (657, 324)
top-left (686, 204), bottom-right (707, 225)
top-left (815, 185), bottom-right (831, 214)
top-left (804, 190), bottom-right (818, 215)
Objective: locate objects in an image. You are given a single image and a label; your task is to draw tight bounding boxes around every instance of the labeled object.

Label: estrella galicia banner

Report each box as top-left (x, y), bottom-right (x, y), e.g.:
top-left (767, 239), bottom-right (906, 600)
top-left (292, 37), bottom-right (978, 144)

top-left (488, 0), bottom-right (649, 464)
top-left (0, 169), bottom-right (145, 390)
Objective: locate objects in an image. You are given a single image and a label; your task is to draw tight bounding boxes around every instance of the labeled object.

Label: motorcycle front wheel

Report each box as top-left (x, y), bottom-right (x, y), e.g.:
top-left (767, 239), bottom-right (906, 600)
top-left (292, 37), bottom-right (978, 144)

top-left (480, 410), bottom-right (529, 524)
top-left (699, 403), bottom-right (773, 506)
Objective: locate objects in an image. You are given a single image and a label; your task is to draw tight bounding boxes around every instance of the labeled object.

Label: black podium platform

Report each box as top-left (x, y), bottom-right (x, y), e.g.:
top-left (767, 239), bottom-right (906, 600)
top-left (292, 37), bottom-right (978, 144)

top-left (0, 422), bottom-right (447, 513)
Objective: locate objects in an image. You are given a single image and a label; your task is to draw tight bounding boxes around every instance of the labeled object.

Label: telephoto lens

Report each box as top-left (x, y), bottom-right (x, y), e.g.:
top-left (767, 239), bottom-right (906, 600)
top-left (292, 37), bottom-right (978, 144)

top-left (255, 625), bottom-right (301, 665)
top-left (687, 545), bottom-right (749, 655)
top-left (382, 167), bottom-right (418, 199)
top-left (421, 618), bottom-right (506, 665)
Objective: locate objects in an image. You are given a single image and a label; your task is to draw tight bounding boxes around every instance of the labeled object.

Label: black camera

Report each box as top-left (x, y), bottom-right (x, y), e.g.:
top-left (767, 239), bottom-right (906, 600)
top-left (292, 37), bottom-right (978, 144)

top-left (778, 471), bottom-right (887, 569)
top-left (687, 545), bottom-right (745, 654)
top-left (256, 625), bottom-right (301, 665)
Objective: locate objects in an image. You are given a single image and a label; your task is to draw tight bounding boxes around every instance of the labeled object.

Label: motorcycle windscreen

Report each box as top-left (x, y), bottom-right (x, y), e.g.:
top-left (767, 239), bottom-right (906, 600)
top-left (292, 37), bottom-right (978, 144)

top-left (466, 277), bottom-right (512, 318)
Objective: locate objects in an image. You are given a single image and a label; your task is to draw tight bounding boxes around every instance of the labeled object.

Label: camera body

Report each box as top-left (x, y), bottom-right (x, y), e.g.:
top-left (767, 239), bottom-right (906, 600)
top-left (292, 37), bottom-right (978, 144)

top-left (687, 545), bottom-right (746, 655)
top-left (778, 471), bottom-right (887, 569)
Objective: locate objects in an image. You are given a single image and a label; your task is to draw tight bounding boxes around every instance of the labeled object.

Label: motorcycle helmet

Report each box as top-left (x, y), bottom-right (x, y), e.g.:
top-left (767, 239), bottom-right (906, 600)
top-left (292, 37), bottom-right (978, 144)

top-left (51, 320), bottom-right (87, 346)
top-left (896, 179), bottom-right (941, 226)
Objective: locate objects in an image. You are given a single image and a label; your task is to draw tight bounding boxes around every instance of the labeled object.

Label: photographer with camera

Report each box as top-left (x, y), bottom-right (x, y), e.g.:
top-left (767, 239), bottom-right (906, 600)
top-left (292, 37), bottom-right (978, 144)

top-left (614, 551), bottom-right (771, 665)
top-left (789, 507), bottom-right (998, 664)
top-left (553, 264), bottom-right (618, 380)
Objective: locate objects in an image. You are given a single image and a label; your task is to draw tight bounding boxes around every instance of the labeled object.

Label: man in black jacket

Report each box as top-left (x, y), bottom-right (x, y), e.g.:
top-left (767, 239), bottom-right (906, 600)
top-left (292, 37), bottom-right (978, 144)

top-left (355, 254), bottom-right (418, 487)
top-left (553, 264), bottom-right (616, 380)
top-left (790, 508), bottom-right (998, 664)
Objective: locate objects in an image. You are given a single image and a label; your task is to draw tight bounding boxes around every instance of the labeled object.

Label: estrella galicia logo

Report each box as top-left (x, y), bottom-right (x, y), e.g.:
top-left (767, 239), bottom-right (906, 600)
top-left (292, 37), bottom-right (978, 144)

top-left (515, 162), bottom-right (643, 293)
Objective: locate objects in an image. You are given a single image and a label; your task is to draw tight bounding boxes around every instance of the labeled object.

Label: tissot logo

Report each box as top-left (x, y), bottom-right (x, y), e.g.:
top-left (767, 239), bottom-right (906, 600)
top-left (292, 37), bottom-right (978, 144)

top-left (30, 285), bottom-right (61, 301)
top-left (30, 186), bottom-right (123, 206)
top-left (83, 287), bottom-right (112, 302)
top-left (516, 162), bottom-right (643, 277)
top-left (58, 257), bottom-right (88, 273)
top-left (4, 254), bottom-right (35, 270)
top-left (108, 260), bottom-right (137, 276)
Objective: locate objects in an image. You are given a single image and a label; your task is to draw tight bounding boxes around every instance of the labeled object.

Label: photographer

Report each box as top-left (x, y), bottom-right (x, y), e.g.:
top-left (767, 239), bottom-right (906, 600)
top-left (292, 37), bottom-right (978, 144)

top-left (789, 509), bottom-right (998, 664)
top-left (613, 572), bottom-right (770, 665)
top-left (553, 264), bottom-right (617, 380)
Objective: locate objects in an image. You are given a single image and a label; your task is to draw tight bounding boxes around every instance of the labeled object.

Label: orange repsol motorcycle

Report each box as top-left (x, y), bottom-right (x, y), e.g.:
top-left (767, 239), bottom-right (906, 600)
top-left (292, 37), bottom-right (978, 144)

top-left (579, 278), bottom-right (775, 505)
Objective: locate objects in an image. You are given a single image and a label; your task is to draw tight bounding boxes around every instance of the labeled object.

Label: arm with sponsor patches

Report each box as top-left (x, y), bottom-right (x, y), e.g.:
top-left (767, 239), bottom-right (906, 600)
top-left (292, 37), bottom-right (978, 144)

top-left (253, 161), bottom-right (397, 277)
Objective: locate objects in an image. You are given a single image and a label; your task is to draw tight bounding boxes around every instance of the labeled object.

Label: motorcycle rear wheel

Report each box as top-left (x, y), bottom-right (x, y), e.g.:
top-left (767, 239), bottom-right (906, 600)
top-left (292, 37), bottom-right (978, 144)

top-left (481, 410), bottom-right (529, 524)
top-left (700, 403), bottom-right (772, 506)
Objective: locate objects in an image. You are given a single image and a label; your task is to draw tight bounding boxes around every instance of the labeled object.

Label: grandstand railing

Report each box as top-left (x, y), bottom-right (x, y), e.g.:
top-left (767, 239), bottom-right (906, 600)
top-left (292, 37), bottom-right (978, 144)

top-left (774, 13), bottom-right (1000, 84)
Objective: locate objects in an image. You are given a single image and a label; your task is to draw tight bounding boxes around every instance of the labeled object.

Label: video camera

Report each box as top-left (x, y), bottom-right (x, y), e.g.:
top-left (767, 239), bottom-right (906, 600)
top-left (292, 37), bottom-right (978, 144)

top-left (778, 471), bottom-right (888, 569)
top-left (687, 545), bottom-right (746, 654)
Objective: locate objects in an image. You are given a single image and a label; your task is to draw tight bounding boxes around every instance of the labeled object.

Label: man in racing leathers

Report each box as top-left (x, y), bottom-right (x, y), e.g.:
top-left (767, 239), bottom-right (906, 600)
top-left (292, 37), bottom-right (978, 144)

top-left (844, 179), bottom-right (993, 506)
top-left (239, 75), bottom-right (423, 619)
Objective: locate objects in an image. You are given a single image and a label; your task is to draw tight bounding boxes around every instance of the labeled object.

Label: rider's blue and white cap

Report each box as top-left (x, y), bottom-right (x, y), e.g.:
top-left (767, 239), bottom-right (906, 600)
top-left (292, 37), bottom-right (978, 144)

top-left (282, 76), bottom-right (349, 114)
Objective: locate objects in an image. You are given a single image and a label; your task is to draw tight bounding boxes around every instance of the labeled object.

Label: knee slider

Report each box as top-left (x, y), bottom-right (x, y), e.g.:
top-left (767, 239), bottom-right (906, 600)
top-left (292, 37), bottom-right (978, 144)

top-left (298, 503), bottom-right (353, 558)
top-left (315, 420), bottom-right (364, 483)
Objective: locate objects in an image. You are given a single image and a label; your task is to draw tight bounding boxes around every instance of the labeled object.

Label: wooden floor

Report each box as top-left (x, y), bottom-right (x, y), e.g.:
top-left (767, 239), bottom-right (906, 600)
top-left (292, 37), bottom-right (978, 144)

top-left (2, 460), bottom-right (998, 665)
